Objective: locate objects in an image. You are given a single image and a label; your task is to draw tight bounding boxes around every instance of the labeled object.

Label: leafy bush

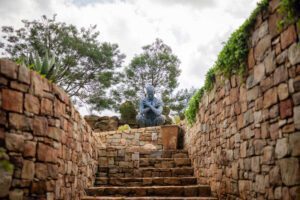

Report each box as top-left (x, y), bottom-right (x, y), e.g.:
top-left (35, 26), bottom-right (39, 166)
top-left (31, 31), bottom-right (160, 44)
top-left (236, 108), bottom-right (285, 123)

top-left (184, 0), bottom-right (269, 125)
top-left (119, 101), bottom-right (137, 124)
top-left (278, 0), bottom-right (300, 29)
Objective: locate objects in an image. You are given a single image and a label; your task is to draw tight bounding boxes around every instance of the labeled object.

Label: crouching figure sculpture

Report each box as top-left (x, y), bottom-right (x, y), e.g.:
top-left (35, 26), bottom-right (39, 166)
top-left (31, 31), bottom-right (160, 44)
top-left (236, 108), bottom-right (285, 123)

top-left (136, 85), bottom-right (165, 127)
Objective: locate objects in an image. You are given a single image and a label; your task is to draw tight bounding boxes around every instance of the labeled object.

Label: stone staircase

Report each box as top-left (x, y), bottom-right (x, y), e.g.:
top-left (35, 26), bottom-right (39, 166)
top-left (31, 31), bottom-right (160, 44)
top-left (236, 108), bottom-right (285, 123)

top-left (82, 150), bottom-right (216, 200)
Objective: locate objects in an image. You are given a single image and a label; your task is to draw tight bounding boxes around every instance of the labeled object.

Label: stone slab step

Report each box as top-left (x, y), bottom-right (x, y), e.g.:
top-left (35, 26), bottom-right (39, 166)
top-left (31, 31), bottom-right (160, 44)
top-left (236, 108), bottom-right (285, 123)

top-left (95, 177), bottom-right (197, 186)
top-left (139, 158), bottom-right (191, 168)
top-left (85, 185), bottom-right (211, 197)
top-left (82, 196), bottom-right (217, 200)
top-left (139, 150), bottom-right (189, 159)
top-left (97, 167), bottom-right (194, 178)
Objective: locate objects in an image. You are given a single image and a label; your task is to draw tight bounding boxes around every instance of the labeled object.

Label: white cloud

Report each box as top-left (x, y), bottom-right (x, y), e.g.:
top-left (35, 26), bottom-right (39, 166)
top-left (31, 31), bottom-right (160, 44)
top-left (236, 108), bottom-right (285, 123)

top-left (0, 0), bottom-right (260, 115)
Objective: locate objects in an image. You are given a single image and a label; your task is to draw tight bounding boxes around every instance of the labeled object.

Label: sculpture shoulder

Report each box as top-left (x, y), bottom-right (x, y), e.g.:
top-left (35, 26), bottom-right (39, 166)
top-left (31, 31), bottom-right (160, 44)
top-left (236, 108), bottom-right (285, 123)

top-left (154, 97), bottom-right (163, 106)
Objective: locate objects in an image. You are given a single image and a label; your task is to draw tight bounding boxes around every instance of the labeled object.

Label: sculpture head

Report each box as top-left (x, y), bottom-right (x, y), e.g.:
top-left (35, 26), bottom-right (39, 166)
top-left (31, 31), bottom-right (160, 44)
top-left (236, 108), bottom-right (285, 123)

top-left (146, 85), bottom-right (155, 101)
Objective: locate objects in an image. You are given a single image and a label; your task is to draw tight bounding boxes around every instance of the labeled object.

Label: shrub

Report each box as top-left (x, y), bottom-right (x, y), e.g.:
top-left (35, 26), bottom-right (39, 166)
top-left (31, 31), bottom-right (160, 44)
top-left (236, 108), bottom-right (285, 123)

top-left (119, 101), bottom-right (137, 124)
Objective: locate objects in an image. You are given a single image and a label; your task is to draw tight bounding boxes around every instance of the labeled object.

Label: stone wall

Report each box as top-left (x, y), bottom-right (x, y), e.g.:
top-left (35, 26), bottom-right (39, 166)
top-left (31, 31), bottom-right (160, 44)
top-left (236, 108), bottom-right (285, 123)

top-left (184, 1), bottom-right (300, 199)
top-left (0, 59), bottom-right (100, 199)
top-left (95, 126), bottom-right (163, 177)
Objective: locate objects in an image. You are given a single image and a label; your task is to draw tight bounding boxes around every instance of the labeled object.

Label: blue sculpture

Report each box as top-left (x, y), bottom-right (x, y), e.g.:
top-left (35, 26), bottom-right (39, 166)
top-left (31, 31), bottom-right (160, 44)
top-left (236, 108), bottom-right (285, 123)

top-left (136, 85), bottom-right (165, 127)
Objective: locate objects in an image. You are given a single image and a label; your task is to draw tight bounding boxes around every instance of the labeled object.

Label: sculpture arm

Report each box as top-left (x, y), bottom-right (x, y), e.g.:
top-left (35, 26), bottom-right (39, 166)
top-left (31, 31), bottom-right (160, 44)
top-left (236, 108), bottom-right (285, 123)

top-left (148, 103), bottom-right (163, 116)
top-left (139, 100), bottom-right (150, 114)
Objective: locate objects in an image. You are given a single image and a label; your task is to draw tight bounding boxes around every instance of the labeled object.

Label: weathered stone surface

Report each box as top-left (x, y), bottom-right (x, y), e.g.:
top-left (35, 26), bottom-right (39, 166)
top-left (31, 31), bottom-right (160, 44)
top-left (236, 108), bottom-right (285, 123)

top-left (288, 43), bottom-right (300, 65)
top-left (275, 138), bottom-right (290, 159)
top-left (293, 92), bottom-right (300, 105)
top-left (0, 59), bottom-right (18, 79)
top-left (262, 146), bottom-right (274, 164)
top-left (248, 48), bottom-right (255, 69)
top-left (0, 170), bottom-right (12, 198)
top-left (5, 133), bottom-right (24, 152)
top-left (25, 94), bottom-right (40, 114)
top-left (240, 141), bottom-right (247, 158)
top-left (23, 141), bottom-right (36, 158)
top-left (18, 64), bottom-right (30, 84)
top-left (294, 106), bottom-right (300, 129)
top-left (277, 83), bottom-right (289, 101)
top-left (238, 180), bottom-right (252, 199)
top-left (33, 116), bottom-right (48, 136)
top-left (251, 156), bottom-right (260, 172)
top-left (264, 51), bottom-right (276, 74)
top-left (37, 143), bottom-right (57, 163)
top-left (270, 166), bottom-right (282, 186)
top-left (281, 25), bottom-right (297, 50)
top-left (41, 98), bottom-right (53, 116)
top-left (269, 12), bottom-right (281, 38)
top-left (21, 160), bottom-right (35, 180)
top-left (255, 174), bottom-right (265, 193)
top-left (247, 86), bottom-right (259, 102)
top-left (2, 89), bottom-right (23, 113)
top-left (9, 113), bottom-right (32, 131)
top-left (254, 63), bottom-right (265, 84)
top-left (279, 158), bottom-right (300, 186)
top-left (9, 189), bottom-right (23, 200)
top-left (280, 99), bottom-right (293, 119)
top-left (263, 88), bottom-right (277, 108)
top-left (253, 139), bottom-right (266, 155)
top-left (274, 65), bottom-right (288, 85)
top-left (289, 132), bottom-right (300, 156)
top-left (270, 123), bottom-right (279, 140)
top-left (254, 35), bottom-right (271, 61)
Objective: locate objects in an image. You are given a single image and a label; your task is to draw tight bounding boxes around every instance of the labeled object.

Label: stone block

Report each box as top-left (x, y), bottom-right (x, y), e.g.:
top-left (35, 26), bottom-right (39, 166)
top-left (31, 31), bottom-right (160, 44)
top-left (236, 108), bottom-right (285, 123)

top-left (2, 89), bottom-right (23, 113)
top-left (33, 116), bottom-right (48, 136)
top-left (41, 98), bottom-right (54, 116)
top-left (254, 62), bottom-right (265, 84)
top-left (279, 158), bottom-right (300, 186)
top-left (264, 51), bottom-right (276, 74)
top-left (269, 12), bottom-right (282, 38)
top-left (294, 106), bottom-right (300, 130)
top-left (21, 160), bottom-right (35, 180)
top-left (277, 83), bottom-right (289, 101)
top-left (5, 133), bottom-right (24, 152)
top-left (240, 141), bottom-right (247, 158)
top-left (251, 156), bottom-right (260, 173)
top-left (253, 139), bottom-right (266, 155)
top-left (289, 132), bottom-right (300, 156)
top-left (293, 92), bottom-right (300, 105)
top-left (262, 146), bottom-right (274, 164)
top-left (0, 59), bottom-right (18, 79)
top-left (248, 48), bottom-right (255, 69)
top-left (247, 86), bottom-right (259, 102)
top-left (9, 113), bottom-right (32, 131)
top-left (275, 138), bottom-right (290, 159)
top-left (9, 190), bottom-right (23, 200)
top-left (288, 43), bottom-right (300, 65)
top-left (254, 35), bottom-right (271, 61)
top-left (279, 99), bottom-right (293, 119)
top-left (270, 123), bottom-right (279, 140)
top-left (25, 94), bottom-right (40, 114)
top-left (37, 143), bottom-right (57, 163)
top-left (274, 65), bottom-right (288, 85)
top-left (161, 125), bottom-right (179, 150)
top-left (18, 64), bottom-right (30, 84)
top-left (263, 88), bottom-right (277, 108)
top-left (255, 174), bottom-right (265, 193)
top-left (270, 166), bottom-right (282, 186)
top-left (48, 126), bottom-right (62, 141)
top-left (281, 25), bottom-right (297, 50)
top-left (23, 141), bottom-right (36, 158)
top-left (238, 180), bottom-right (252, 199)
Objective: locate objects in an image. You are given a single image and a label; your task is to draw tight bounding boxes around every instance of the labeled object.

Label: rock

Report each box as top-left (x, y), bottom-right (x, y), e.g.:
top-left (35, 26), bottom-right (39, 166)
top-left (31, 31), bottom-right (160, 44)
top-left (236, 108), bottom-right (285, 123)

top-left (37, 143), bottom-right (57, 163)
top-left (293, 92), bottom-right (300, 105)
top-left (0, 170), bottom-right (12, 197)
top-left (279, 99), bottom-right (293, 119)
top-left (270, 166), bottom-right (282, 186)
top-left (35, 163), bottom-right (48, 180)
top-left (294, 77), bottom-right (300, 92)
top-left (240, 141), bottom-right (247, 158)
top-left (279, 158), bottom-right (300, 186)
top-left (277, 83), bottom-right (289, 101)
top-left (294, 106), bottom-right (300, 130)
top-left (275, 138), bottom-right (290, 159)
top-left (264, 51), bottom-right (276, 74)
top-left (248, 48), bottom-right (255, 69)
top-left (33, 116), bottom-right (48, 136)
top-left (41, 98), bottom-right (53, 116)
top-left (269, 12), bottom-right (281, 38)
top-left (251, 156), bottom-right (260, 173)
top-left (9, 113), bottom-right (32, 131)
top-left (25, 94), bottom-right (40, 114)
top-left (254, 63), bottom-right (265, 84)
top-left (84, 115), bottom-right (120, 131)
top-left (255, 174), bottom-right (265, 193)
top-left (270, 123), bottom-right (279, 140)
top-left (9, 189), bottom-right (23, 200)
top-left (5, 133), bottom-right (24, 152)
top-left (254, 35), bottom-right (271, 61)
top-left (18, 64), bottom-right (30, 84)
top-left (276, 50), bottom-right (287, 64)
top-left (288, 43), bottom-right (300, 65)
top-left (290, 186), bottom-right (300, 200)
top-left (253, 139), bottom-right (266, 155)
top-left (2, 89), bottom-right (23, 113)
top-left (21, 160), bottom-right (35, 180)
top-left (238, 180), bottom-right (252, 199)
top-left (0, 59), bottom-right (18, 79)
top-left (23, 141), bottom-right (36, 158)
top-left (262, 146), bottom-right (274, 164)
top-left (274, 187), bottom-right (282, 199)
top-left (289, 132), bottom-right (300, 156)
top-left (247, 86), bottom-right (259, 102)
top-left (280, 25), bottom-right (297, 50)
top-left (274, 65), bottom-right (288, 85)
top-left (263, 88), bottom-right (277, 108)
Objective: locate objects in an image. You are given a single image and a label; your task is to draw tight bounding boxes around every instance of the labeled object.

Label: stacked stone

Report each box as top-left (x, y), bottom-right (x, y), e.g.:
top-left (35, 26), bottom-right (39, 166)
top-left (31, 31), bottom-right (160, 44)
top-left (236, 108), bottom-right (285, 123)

top-left (185, 0), bottom-right (300, 199)
top-left (0, 59), bottom-right (99, 199)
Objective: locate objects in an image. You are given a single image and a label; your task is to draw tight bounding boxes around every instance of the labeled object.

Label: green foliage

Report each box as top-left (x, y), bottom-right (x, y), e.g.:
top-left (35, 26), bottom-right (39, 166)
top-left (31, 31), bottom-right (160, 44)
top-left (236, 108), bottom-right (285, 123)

top-left (112, 38), bottom-right (181, 112)
top-left (185, 0), bottom-right (269, 125)
top-left (172, 115), bottom-right (181, 125)
top-left (119, 101), bottom-right (137, 124)
top-left (184, 87), bottom-right (204, 125)
top-left (278, 0), bottom-right (300, 29)
top-left (1, 15), bottom-right (124, 112)
top-left (118, 124), bottom-right (131, 131)
top-left (0, 148), bottom-right (14, 174)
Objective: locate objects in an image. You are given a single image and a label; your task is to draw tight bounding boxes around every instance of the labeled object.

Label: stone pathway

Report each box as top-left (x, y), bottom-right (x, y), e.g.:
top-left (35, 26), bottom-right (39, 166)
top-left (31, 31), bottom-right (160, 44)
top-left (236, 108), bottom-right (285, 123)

top-left (82, 150), bottom-right (216, 200)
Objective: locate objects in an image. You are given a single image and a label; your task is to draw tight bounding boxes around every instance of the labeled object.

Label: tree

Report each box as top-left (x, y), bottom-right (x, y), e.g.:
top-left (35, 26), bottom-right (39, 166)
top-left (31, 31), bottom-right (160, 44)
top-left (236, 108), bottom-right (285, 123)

top-left (111, 38), bottom-right (181, 111)
top-left (0, 15), bottom-right (125, 111)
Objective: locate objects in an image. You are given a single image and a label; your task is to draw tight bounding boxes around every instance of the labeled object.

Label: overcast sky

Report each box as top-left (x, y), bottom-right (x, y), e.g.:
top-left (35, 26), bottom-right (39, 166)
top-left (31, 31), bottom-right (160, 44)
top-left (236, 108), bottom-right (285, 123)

top-left (0, 0), bottom-right (260, 115)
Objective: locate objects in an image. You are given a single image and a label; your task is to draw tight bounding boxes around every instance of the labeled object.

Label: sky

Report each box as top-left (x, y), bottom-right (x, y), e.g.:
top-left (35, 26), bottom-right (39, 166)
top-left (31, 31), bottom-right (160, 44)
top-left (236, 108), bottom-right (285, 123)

top-left (0, 0), bottom-right (260, 115)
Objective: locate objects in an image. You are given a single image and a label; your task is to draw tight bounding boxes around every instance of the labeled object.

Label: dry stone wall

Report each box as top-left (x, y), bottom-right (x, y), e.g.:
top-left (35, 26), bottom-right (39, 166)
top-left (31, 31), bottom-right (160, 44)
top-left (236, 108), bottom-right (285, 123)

top-left (185, 1), bottom-right (300, 199)
top-left (0, 59), bottom-right (100, 200)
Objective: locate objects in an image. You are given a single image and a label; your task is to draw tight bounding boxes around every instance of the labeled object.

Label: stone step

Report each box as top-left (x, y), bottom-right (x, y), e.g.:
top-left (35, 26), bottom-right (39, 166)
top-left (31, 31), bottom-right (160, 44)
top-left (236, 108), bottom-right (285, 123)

top-left (97, 167), bottom-right (194, 178)
top-left (139, 158), bottom-right (191, 168)
top-left (139, 150), bottom-right (189, 159)
top-left (85, 185), bottom-right (211, 197)
top-left (95, 177), bottom-right (197, 186)
top-left (82, 196), bottom-right (217, 200)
